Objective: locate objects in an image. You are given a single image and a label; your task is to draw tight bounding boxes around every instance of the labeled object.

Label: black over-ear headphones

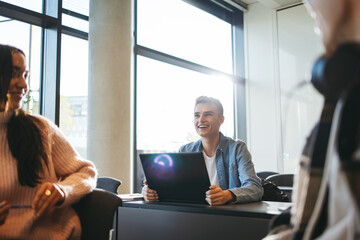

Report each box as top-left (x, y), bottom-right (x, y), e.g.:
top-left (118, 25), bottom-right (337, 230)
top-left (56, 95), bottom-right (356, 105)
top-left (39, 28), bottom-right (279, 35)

top-left (311, 42), bottom-right (360, 100)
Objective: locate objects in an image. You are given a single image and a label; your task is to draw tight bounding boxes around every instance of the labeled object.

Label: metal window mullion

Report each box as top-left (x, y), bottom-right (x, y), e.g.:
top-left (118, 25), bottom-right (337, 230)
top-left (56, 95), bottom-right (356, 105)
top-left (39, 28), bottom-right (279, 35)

top-left (41, 0), bottom-right (61, 125)
top-left (183, 0), bottom-right (234, 23)
top-left (0, 1), bottom-right (57, 27)
top-left (62, 8), bottom-right (89, 21)
top-left (232, 11), bottom-right (247, 142)
top-left (61, 26), bottom-right (88, 40)
top-left (133, 0), bottom-right (139, 193)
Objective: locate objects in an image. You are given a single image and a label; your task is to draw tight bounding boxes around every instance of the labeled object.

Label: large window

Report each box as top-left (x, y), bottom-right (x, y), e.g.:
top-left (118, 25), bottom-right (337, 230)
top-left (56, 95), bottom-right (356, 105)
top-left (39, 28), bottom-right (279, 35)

top-left (137, 0), bottom-right (233, 74)
top-left (0, 0), bottom-right (89, 156)
top-left (137, 56), bottom-right (235, 152)
top-left (59, 0), bottom-right (89, 157)
top-left (135, 0), bottom-right (245, 191)
top-left (60, 35), bottom-right (88, 157)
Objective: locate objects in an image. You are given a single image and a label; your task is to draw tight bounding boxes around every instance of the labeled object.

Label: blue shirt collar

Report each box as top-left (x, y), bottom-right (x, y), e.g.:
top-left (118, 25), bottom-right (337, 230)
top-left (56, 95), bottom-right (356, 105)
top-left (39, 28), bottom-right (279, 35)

top-left (197, 132), bottom-right (227, 153)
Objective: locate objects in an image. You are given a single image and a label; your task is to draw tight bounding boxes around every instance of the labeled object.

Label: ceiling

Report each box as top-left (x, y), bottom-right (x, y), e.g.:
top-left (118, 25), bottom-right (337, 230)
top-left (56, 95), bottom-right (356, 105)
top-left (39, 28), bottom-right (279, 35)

top-left (240, 0), bottom-right (302, 8)
top-left (240, 0), bottom-right (257, 4)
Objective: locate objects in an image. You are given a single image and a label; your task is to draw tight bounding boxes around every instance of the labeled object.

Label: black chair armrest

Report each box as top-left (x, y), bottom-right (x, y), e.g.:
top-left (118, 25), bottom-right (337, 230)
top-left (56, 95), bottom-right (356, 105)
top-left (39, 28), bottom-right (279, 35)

top-left (96, 177), bottom-right (122, 193)
top-left (73, 188), bottom-right (122, 240)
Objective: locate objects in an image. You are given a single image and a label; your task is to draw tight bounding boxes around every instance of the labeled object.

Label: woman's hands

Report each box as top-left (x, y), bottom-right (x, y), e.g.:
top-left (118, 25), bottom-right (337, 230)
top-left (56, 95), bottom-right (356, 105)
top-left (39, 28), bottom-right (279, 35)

top-left (32, 182), bottom-right (65, 217)
top-left (141, 180), bottom-right (158, 202)
top-left (0, 201), bottom-right (10, 225)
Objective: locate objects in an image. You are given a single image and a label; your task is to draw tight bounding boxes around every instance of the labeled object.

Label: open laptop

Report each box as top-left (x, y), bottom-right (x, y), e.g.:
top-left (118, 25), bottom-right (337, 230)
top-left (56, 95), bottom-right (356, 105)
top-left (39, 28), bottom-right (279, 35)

top-left (140, 152), bottom-right (210, 204)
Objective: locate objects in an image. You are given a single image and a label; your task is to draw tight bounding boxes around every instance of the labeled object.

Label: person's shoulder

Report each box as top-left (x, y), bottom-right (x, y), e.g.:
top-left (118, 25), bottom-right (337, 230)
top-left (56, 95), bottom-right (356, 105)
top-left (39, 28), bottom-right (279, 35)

top-left (179, 139), bottom-right (201, 152)
top-left (27, 113), bottom-right (57, 133)
top-left (233, 138), bottom-right (246, 145)
top-left (179, 141), bottom-right (195, 152)
top-left (220, 132), bottom-right (245, 146)
top-left (28, 113), bottom-right (52, 126)
top-left (220, 133), bottom-right (248, 152)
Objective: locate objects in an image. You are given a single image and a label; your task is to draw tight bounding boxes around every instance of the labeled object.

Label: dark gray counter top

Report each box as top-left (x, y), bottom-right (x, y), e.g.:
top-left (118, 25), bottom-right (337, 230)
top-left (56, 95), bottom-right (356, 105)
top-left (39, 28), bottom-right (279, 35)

top-left (122, 200), bottom-right (292, 219)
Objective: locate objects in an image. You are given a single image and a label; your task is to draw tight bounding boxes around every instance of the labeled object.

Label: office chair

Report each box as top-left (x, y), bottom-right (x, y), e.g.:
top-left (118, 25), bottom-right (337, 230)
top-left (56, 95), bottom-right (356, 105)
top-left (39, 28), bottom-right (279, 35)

top-left (257, 171), bottom-right (279, 179)
top-left (265, 174), bottom-right (294, 187)
top-left (97, 176), bottom-right (122, 193)
top-left (266, 173), bottom-right (294, 201)
top-left (73, 189), bottom-right (122, 240)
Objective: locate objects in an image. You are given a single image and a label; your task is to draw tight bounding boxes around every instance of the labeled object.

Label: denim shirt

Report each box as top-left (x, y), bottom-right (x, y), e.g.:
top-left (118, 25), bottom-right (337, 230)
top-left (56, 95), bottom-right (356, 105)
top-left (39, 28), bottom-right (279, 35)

top-left (179, 132), bottom-right (263, 203)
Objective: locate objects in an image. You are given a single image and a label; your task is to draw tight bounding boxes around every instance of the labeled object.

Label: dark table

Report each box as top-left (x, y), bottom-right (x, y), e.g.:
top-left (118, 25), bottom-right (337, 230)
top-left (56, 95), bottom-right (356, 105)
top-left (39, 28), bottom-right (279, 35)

top-left (117, 200), bottom-right (292, 240)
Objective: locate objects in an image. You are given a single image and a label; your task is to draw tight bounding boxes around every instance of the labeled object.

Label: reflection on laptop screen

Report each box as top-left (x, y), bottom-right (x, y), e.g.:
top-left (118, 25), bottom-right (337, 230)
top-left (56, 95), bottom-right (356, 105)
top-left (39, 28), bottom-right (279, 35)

top-left (140, 152), bottom-right (210, 204)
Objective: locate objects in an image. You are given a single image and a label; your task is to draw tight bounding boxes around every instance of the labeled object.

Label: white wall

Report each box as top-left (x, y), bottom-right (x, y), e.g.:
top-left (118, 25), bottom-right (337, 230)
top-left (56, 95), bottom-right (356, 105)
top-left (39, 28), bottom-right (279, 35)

top-left (277, 5), bottom-right (324, 173)
top-left (244, 2), bottom-right (281, 172)
top-left (244, 2), bottom-right (323, 173)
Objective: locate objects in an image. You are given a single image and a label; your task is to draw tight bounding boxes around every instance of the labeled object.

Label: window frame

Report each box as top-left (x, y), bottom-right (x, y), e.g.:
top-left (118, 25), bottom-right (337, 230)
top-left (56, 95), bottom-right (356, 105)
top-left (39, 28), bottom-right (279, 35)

top-left (0, 0), bottom-right (88, 125)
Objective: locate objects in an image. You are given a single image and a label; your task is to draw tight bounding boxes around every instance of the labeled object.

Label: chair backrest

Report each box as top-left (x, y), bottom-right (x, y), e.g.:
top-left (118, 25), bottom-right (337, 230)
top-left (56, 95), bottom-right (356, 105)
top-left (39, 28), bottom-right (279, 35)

top-left (97, 177), bottom-right (122, 193)
top-left (265, 173), bottom-right (294, 187)
top-left (73, 189), bottom-right (122, 240)
top-left (257, 171), bottom-right (279, 179)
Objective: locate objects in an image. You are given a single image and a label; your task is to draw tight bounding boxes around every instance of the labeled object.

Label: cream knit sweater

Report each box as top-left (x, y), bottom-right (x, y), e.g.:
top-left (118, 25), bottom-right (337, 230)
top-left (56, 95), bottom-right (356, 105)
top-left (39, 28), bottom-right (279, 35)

top-left (0, 111), bottom-right (97, 239)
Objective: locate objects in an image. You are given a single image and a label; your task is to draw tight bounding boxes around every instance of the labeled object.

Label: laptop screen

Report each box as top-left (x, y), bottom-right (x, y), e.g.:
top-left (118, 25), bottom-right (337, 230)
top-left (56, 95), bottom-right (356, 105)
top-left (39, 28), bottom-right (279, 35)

top-left (140, 152), bottom-right (210, 204)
